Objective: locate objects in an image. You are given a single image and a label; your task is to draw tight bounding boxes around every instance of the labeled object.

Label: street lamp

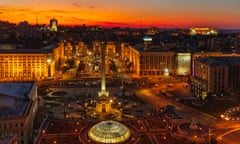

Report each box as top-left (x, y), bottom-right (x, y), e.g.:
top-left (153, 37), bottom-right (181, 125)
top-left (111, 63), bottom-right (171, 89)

top-left (47, 58), bottom-right (51, 63)
top-left (47, 58), bottom-right (51, 77)
top-left (164, 68), bottom-right (169, 76)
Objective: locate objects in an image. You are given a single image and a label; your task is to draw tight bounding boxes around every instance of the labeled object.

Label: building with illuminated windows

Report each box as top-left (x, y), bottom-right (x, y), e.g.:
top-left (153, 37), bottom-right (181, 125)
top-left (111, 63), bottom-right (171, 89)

top-left (0, 48), bottom-right (55, 81)
top-left (0, 81), bottom-right (37, 144)
top-left (0, 40), bottom-right (117, 81)
top-left (192, 52), bottom-right (240, 77)
top-left (121, 43), bottom-right (193, 77)
top-left (191, 56), bottom-right (240, 99)
top-left (189, 27), bottom-right (218, 35)
top-left (192, 57), bottom-right (228, 99)
top-left (92, 41), bottom-right (117, 57)
top-left (121, 43), bottom-right (177, 77)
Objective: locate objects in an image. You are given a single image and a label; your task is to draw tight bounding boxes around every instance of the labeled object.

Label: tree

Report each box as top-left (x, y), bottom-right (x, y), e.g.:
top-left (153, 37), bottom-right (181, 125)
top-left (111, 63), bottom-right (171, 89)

top-left (109, 60), bottom-right (117, 72)
top-left (77, 61), bottom-right (85, 72)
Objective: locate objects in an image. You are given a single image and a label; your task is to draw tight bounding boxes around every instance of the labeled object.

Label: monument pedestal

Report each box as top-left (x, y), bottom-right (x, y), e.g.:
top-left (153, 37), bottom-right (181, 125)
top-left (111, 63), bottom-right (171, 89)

top-left (96, 89), bottom-right (111, 113)
top-left (96, 100), bottom-right (112, 113)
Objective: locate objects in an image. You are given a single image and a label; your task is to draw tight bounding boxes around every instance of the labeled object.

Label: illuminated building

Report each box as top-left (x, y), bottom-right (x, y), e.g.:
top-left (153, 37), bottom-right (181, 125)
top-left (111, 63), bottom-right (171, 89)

top-left (139, 51), bottom-right (176, 76)
top-left (64, 42), bottom-right (73, 59)
top-left (121, 43), bottom-right (176, 76)
top-left (146, 27), bottom-right (159, 35)
top-left (0, 82), bottom-right (38, 144)
top-left (75, 42), bottom-right (87, 56)
top-left (49, 18), bottom-right (58, 32)
top-left (0, 49), bottom-right (55, 81)
top-left (53, 42), bottom-right (65, 69)
top-left (93, 41), bottom-right (116, 57)
top-left (190, 27), bottom-right (218, 35)
top-left (176, 53), bottom-right (191, 76)
top-left (192, 52), bottom-right (240, 77)
top-left (191, 56), bottom-right (240, 99)
top-left (192, 57), bottom-right (228, 99)
top-left (106, 42), bottom-right (116, 57)
top-left (93, 42), bottom-right (102, 56)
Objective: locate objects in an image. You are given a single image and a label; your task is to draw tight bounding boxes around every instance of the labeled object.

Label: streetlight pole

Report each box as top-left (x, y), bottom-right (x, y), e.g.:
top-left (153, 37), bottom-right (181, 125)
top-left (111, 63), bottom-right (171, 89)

top-left (47, 58), bottom-right (51, 78)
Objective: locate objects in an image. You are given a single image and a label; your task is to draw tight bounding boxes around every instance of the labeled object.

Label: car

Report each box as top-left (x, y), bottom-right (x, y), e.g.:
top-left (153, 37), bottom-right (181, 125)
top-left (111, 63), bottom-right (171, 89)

top-left (183, 83), bottom-right (189, 88)
top-left (167, 83), bottom-right (173, 87)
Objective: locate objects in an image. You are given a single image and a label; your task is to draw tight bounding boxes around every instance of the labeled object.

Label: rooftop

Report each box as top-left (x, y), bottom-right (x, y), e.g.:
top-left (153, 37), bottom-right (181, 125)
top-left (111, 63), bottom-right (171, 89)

top-left (0, 82), bottom-right (34, 119)
top-left (196, 56), bottom-right (240, 66)
top-left (196, 57), bottom-right (226, 67)
top-left (0, 44), bottom-right (57, 54)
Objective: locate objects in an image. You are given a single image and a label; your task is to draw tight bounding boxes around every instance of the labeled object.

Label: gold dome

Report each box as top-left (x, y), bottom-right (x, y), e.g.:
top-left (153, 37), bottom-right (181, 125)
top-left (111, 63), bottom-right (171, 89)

top-left (88, 120), bottom-right (131, 143)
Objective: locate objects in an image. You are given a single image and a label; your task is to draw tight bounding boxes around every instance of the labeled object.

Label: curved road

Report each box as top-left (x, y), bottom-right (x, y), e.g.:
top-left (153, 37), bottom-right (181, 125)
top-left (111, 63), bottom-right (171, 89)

top-left (134, 88), bottom-right (218, 126)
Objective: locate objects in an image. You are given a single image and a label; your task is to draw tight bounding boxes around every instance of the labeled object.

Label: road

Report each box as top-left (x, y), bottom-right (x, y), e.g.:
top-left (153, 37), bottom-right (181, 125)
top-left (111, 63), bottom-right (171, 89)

top-left (134, 87), bottom-right (218, 126)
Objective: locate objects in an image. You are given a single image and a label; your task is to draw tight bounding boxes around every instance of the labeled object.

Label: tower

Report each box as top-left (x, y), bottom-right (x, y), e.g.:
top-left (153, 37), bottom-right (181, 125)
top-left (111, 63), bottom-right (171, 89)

top-left (95, 42), bottom-right (111, 113)
top-left (36, 13), bottom-right (38, 26)
top-left (143, 36), bottom-right (152, 50)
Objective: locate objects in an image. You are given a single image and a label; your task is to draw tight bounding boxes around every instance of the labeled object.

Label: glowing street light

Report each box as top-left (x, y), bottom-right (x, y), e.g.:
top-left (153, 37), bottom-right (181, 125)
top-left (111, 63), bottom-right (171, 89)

top-left (47, 58), bottom-right (51, 63)
top-left (164, 68), bottom-right (169, 73)
top-left (47, 58), bottom-right (52, 77)
top-left (220, 114), bottom-right (225, 119)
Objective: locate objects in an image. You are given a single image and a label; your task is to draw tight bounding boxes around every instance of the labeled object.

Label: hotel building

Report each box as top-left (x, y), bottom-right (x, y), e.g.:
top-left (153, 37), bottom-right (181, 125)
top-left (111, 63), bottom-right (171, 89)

top-left (191, 56), bottom-right (240, 99)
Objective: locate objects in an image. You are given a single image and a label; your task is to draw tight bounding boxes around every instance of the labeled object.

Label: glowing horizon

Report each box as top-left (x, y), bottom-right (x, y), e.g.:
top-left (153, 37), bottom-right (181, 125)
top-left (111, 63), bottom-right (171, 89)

top-left (0, 0), bottom-right (240, 29)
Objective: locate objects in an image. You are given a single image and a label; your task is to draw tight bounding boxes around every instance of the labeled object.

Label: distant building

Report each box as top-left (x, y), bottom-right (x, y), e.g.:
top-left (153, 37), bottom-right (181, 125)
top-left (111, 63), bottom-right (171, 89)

top-left (49, 18), bottom-right (58, 32)
top-left (18, 21), bottom-right (42, 39)
top-left (143, 36), bottom-right (153, 50)
top-left (0, 82), bottom-right (37, 144)
top-left (145, 27), bottom-right (159, 35)
top-left (0, 21), bottom-right (17, 41)
top-left (189, 27), bottom-right (218, 35)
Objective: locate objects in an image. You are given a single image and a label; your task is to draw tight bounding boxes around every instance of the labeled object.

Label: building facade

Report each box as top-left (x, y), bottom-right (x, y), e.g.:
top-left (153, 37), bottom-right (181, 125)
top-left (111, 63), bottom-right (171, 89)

top-left (121, 43), bottom-right (176, 77)
top-left (0, 49), bottom-right (55, 81)
top-left (191, 57), bottom-right (229, 99)
top-left (0, 82), bottom-right (38, 144)
top-left (191, 56), bottom-right (240, 99)
top-left (189, 27), bottom-right (218, 35)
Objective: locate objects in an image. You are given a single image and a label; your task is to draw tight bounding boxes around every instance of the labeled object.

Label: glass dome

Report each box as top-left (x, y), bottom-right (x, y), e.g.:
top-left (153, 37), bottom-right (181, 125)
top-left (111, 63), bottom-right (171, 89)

top-left (88, 120), bottom-right (131, 143)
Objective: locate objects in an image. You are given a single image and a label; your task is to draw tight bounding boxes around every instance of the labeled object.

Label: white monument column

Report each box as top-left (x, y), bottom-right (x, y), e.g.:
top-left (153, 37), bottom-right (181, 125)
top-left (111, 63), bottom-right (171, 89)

top-left (96, 42), bottom-right (111, 113)
top-left (98, 42), bottom-right (109, 97)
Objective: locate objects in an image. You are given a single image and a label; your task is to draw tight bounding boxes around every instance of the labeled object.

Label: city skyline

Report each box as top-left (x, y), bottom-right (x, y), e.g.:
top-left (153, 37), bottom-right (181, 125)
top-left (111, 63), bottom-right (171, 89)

top-left (0, 0), bottom-right (240, 29)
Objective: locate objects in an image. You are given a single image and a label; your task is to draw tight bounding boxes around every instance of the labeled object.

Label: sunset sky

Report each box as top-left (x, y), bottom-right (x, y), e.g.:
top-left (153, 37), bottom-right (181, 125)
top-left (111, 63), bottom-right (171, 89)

top-left (0, 0), bottom-right (240, 28)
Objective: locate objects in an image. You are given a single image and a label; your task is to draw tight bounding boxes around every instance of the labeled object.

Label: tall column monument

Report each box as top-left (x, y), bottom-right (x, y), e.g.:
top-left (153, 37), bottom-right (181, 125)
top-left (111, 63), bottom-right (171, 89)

top-left (95, 42), bottom-right (111, 113)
